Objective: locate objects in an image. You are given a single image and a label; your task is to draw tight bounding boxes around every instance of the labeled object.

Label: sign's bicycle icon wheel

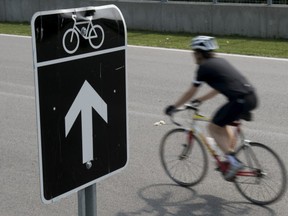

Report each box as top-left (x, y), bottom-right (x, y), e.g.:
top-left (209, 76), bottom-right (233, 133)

top-left (62, 14), bottom-right (105, 54)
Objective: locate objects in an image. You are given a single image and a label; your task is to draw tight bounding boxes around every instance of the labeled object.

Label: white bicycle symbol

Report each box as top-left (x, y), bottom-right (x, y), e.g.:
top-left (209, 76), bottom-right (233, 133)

top-left (62, 14), bottom-right (105, 54)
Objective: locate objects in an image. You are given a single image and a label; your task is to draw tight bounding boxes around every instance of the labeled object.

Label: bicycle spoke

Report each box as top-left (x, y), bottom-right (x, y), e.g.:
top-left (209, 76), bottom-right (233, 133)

top-left (167, 158), bottom-right (203, 183)
top-left (261, 178), bottom-right (281, 195)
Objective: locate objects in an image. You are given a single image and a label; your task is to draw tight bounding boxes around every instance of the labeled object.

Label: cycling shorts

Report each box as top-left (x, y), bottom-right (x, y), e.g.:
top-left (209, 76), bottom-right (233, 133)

top-left (212, 92), bottom-right (258, 127)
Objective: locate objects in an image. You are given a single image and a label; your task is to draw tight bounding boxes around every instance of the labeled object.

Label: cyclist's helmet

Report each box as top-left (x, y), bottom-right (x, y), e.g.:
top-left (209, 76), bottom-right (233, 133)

top-left (191, 36), bottom-right (219, 51)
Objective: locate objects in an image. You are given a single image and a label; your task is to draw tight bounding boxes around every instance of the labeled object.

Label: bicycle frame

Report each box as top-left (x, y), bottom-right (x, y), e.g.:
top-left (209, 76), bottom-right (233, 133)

top-left (71, 15), bottom-right (97, 39)
top-left (179, 106), bottom-right (260, 178)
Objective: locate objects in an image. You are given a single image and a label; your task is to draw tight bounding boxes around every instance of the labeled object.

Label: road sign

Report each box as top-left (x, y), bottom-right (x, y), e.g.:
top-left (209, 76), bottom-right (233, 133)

top-left (31, 5), bottom-right (128, 204)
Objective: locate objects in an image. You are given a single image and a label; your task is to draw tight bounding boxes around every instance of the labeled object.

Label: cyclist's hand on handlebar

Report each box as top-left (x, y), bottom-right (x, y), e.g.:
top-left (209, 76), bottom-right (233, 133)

top-left (191, 99), bottom-right (202, 107)
top-left (164, 105), bottom-right (176, 116)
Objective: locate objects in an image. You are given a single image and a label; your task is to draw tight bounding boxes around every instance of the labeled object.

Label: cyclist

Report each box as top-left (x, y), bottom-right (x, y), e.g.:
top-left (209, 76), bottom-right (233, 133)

top-left (165, 36), bottom-right (258, 181)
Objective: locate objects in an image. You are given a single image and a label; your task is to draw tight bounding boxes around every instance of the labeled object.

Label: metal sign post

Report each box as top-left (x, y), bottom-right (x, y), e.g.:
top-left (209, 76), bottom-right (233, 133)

top-left (78, 184), bottom-right (97, 216)
top-left (31, 5), bottom-right (128, 205)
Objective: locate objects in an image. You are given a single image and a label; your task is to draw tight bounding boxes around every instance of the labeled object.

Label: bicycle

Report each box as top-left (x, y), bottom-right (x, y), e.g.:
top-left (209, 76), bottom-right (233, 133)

top-left (62, 14), bottom-right (105, 54)
top-left (160, 103), bottom-right (287, 205)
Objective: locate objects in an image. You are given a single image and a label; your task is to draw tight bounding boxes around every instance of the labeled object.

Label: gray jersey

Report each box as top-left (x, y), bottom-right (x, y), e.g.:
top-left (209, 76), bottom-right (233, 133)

top-left (194, 58), bottom-right (254, 101)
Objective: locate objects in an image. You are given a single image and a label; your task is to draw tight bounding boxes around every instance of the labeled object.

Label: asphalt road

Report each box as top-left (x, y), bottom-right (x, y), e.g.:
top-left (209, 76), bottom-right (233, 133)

top-left (0, 34), bottom-right (288, 216)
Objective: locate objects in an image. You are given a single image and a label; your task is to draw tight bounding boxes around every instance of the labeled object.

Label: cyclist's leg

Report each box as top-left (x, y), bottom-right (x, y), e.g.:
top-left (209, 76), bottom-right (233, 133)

top-left (208, 123), bottom-right (232, 154)
top-left (208, 101), bottom-right (244, 153)
top-left (209, 101), bottom-right (246, 180)
top-left (227, 125), bottom-right (237, 151)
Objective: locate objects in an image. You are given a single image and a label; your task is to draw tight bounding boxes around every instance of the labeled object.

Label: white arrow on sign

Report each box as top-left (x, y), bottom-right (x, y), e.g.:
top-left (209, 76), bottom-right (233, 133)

top-left (65, 80), bottom-right (108, 165)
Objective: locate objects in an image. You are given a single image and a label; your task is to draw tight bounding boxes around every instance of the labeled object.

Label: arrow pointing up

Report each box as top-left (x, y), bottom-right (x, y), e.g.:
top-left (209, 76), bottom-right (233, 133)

top-left (65, 80), bottom-right (108, 164)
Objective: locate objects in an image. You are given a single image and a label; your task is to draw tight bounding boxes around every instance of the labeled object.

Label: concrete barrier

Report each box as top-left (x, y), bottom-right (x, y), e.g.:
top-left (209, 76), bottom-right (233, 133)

top-left (92, 1), bottom-right (288, 38)
top-left (1, 0), bottom-right (288, 38)
top-left (0, 0), bottom-right (89, 22)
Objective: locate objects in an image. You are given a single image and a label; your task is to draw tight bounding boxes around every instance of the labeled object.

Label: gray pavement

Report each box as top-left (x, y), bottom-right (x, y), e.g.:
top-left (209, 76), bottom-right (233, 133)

top-left (0, 35), bottom-right (288, 215)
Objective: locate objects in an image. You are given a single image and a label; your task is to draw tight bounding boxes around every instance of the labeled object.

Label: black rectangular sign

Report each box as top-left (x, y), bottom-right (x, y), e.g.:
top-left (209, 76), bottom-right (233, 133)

top-left (31, 5), bottom-right (128, 203)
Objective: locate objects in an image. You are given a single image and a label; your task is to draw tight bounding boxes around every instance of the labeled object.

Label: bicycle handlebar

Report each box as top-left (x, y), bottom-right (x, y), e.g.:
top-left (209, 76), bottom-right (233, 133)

top-left (185, 104), bottom-right (199, 112)
top-left (72, 14), bottom-right (77, 21)
top-left (169, 103), bottom-right (200, 127)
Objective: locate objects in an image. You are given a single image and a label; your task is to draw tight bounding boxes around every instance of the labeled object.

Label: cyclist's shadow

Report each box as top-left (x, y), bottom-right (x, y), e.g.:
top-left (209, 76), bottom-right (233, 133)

top-left (117, 184), bottom-right (276, 216)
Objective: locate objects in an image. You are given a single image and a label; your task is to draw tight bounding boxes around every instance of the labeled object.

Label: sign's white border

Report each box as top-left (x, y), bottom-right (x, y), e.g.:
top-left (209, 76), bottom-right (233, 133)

top-left (31, 5), bottom-right (129, 204)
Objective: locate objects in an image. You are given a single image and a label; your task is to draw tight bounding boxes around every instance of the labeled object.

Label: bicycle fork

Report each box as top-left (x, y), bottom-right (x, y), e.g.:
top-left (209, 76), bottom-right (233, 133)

top-left (179, 130), bottom-right (194, 160)
top-left (69, 15), bottom-right (77, 43)
top-left (69, 30), bottom-right (76, 43)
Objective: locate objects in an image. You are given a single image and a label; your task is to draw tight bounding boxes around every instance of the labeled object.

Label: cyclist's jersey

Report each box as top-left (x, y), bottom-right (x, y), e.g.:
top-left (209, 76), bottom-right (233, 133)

top-left (193, 57), bottom-right (254, 101)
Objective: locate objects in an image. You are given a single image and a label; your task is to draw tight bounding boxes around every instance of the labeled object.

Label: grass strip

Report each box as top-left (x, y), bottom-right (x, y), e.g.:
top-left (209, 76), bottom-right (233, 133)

top-left (0, 22), bottom-right (31, 36)
top-left (128, 30), bottom-right (288, 58)
top-left (1, 22), bottom-right (288, 58)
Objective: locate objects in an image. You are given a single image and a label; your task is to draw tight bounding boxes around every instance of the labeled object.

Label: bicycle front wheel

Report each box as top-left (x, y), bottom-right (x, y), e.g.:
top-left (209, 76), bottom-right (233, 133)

top-left (160, 128), bottom-right (208, 187)
top-left (234, 142), bottom-right (287, 205)
top-left (62, 28), bottom-right (79, 54)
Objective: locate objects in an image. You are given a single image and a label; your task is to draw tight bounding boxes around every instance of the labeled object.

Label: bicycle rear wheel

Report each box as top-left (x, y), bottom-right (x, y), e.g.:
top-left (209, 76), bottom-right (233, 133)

top-left (234, 142), bottom-right (287, 205)
top-left (160, 128), bottom-right (208, 187)
top-left (89, 25), bottom-right (104, 49)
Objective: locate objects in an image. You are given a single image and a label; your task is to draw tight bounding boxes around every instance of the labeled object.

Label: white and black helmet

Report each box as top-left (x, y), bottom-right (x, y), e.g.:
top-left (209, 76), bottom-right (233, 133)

top-left (191, 36), bottom-right (219, 51)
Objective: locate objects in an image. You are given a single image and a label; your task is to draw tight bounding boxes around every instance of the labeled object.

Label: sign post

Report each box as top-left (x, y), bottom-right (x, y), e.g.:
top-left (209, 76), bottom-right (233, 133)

top-left (31, 5), bottom-right (128, 209)
top-left (78, 184), bottom-right (97, 216)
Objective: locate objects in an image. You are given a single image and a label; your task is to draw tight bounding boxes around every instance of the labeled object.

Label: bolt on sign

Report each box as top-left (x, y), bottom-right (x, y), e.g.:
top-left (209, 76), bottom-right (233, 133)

top-left (31, 5), bottom-right (128, 203)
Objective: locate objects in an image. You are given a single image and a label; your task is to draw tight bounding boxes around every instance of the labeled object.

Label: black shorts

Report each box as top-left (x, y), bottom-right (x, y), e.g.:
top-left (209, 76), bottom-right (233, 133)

top-left (212, 92), bottom-right (258, 127)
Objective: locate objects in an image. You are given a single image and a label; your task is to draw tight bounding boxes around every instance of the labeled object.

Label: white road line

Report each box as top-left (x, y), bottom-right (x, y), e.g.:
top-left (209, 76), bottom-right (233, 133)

top-left (129, 45), bottom-right (288, 62)
top-left (0, 33), bottom-right (31, 39)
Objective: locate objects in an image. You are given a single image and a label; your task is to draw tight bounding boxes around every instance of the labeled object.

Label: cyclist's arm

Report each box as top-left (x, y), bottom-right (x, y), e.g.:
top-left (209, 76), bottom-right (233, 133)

top-left (174, 85), bottom-right (199, 108)
top-left (197, 89), bottom-right (219, 102)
